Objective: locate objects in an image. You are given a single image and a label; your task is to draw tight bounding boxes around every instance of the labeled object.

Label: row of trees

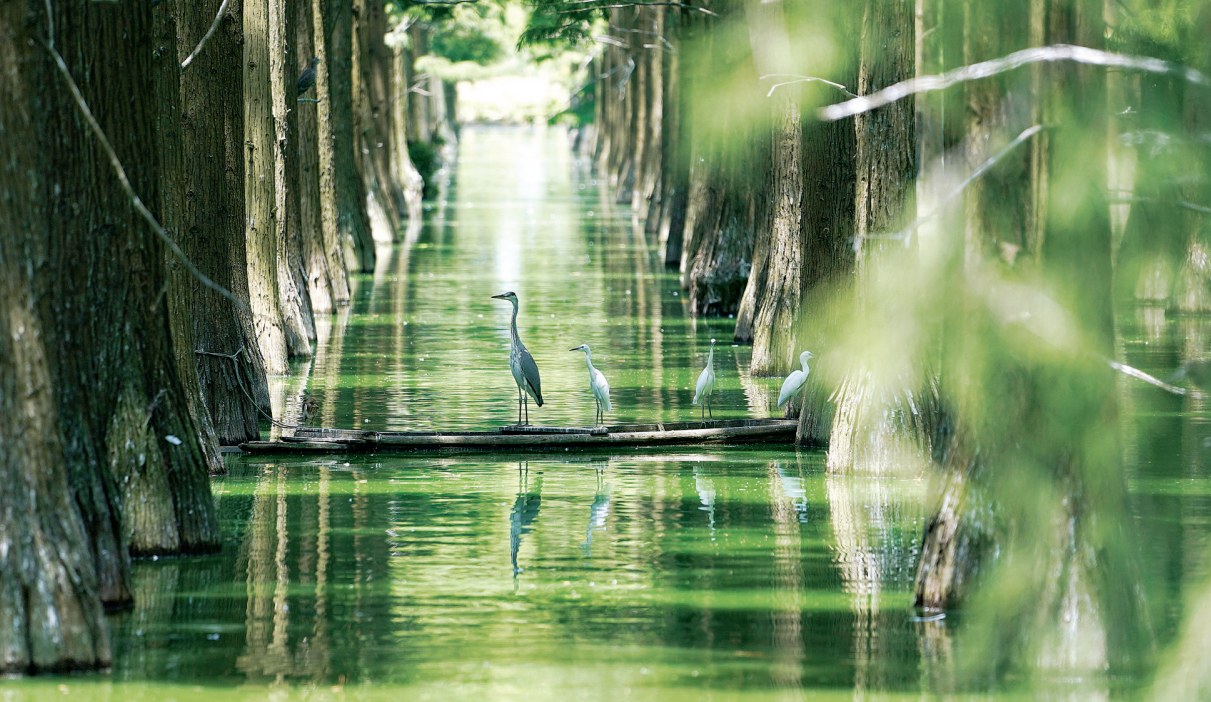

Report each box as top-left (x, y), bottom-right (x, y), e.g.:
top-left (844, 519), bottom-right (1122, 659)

top-left (0, 0), bottom-right (458, 674)
top-left (544, 0), bottom-right (1211, 681)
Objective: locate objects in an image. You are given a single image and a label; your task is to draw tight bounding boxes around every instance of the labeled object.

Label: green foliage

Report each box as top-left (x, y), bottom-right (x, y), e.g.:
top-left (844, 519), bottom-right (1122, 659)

top-left (432, 23), bottom-right (502, 65)
top-left (517, 0), bottom-right (601, 49)
top-left (408, 139), bottom-right (443, 200)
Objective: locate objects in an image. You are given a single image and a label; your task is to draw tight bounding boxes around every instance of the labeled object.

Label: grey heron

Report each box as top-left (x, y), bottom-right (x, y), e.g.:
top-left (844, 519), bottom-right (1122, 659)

top-left (570, 344), bottom-right (611, 427)
top-left (492, 292), bottom-right (543, 424)
top-left (693, 338), bottom-right (717, 420)
top-left (777, 350), bottom-right (816, 409)
top-left (300, 394), bottom-right (320, 426)
top-left (297, 57), bottom-right (320, 95)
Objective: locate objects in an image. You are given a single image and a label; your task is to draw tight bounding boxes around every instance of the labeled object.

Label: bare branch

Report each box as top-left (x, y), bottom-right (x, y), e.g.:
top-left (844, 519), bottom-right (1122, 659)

top-left (180, 0), bottom-right (232, 71)
top-left (821, 44), bottom-right (1210, 122)
top-left (1106, 359), bottom-right (1187, 396)
top-left (760, 74), bottom-right (856, 98)
top-left (857, 125), bottom-right (1045, 251)
top-left (548, 1), bottom-right (716, 16)
top-left (42, 39), bottom-right (251, 317)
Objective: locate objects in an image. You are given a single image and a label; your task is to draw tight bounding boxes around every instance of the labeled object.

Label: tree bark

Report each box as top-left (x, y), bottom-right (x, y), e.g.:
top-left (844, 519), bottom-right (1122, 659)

top-left (296, 0), bottom-right (337, 314)
top-left (678, 0), bottom-right (761, 317)
top-left (179, 0), bottom-right (272, 445)
top-left (915, 0), bottom-right (1150, 673)
top-left (311, 0), bottom-right (353, 304)
top-left (734, 0), bottom-right (803, 379)
top-left (825, 0), bottom-right (915, 471)
top-left (0, 8), bottom-right (113, 664)
top-left (152, 1), bottom-right (225, 476)
top-left (352, 0), bottom-right (398, 243)
top-left (1, 0), bottom-right (223, 672)
top-left (389, 26), bottom-right (425, 224)
top-left (325, 0), bottom-right (376, 272)
top-left (244, 0), bottom-right (290, 373)
top-left (658, 10), bottom-right (689, 267)
top-left (360, 0), bottom-right (408, 227)
top-left (270, 0), bottom-right (317, 355)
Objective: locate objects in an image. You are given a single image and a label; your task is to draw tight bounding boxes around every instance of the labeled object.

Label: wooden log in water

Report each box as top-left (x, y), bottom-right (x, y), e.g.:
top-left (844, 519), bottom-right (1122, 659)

top-left (238, 418), bottom-right (798, 454)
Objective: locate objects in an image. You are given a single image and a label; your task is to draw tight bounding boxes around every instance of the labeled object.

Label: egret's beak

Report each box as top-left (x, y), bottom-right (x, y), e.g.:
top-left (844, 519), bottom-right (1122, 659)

top-left (570, 346), bottom-right (583, 352)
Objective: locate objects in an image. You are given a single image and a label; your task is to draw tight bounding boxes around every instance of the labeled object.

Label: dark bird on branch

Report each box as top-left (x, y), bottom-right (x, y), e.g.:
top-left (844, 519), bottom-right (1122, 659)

top-left (297, 57), bottom-right (320, 95)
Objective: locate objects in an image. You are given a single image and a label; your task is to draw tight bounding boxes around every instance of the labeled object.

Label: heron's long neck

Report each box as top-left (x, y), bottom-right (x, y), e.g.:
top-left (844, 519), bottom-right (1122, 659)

top-left (801, 357), bottom-right (810, 373)
top-left (707, 345), bottom-right (715, 367)
top-left (583, 350), bottom-right (594, 372)
top-left (509, 302), bottom-right (520, 347)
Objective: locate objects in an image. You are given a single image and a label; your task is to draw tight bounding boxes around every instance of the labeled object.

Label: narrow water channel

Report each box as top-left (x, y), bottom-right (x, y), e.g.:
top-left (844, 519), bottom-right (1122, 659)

top-left (8, 126), bottom-right (1211, 701)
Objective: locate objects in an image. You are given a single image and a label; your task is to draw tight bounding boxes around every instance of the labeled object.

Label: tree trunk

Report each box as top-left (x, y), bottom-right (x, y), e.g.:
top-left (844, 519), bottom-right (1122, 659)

top-left (362, 0), bottom-right (408, 226)
top-left (678, 0), bottom-right (761, 317)
top-left (325, 0), bottom-right (376, 272)
top-left (152, 1), bottom-right (225, 476)
top-left (407, 23), bottom-right (430, 144)
top-left (389, 26), bottom-right (425, 224)
top-left (180, 0), bottom-right (272, 444)
top-left (734, 0), bottom-right (803, 379)
top-left (0, 12), bottom-right (113, 663)
top-left (1, 0), bottom-right (222, 672)
top-left (352, 0), bottom-right (399, 243)
top-left (244, 0), bottom-right (290, 373)
top-left (270, 0), bottom-right (316, 355)
top-left (658, 10), bottom-right (689, 267)
top-left (311, 0), bottom-right (353, 304)
top-left (296, 0), bottom-right (336, 315)
top-left (825, 0), bottom-right (915, 471)
top-left (915, 0), bottom-right (1150, 673)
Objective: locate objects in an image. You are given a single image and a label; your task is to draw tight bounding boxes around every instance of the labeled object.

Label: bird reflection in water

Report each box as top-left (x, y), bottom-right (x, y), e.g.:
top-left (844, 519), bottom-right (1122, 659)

top-left (580, 460), bottom-right (611, 555)
top-left (510, 462), bottom-right (543, 579)
top-left (694, 466), bottom-right (717, 536)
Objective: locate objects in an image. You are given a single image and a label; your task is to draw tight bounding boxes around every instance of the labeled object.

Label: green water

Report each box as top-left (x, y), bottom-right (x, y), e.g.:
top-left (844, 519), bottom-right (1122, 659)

top-left (7, 127), bottom-right (1211, 701)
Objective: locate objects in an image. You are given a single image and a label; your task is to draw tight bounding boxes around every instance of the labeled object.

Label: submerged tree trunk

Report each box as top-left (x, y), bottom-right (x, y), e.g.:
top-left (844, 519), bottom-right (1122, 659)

top-left (915, 0), bottom-right (1150, 674)
top-left (311, 0), bottom-right (353, 304)
top-left (360, 0), bottom-right (407, 229)
top-left (352, 0), bottom-right (397, 243)
top-left (658, 10), bottom-right (688, 266)
top-left (1, 0), bottom-right (222, 672)
top-left (244, 0), bottom-right (290, 373)
top-left (296, 0), bottom-right (336, 314)
top-left (325, 0), bottom-right (376, 272)
top-left (179, 0), bottom-right (272, 445)
top-left (270, 0), bottom-right (316, 354)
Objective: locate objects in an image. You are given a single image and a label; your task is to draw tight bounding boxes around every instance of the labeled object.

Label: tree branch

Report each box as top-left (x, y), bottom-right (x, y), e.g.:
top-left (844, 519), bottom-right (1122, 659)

top-left (547, 1), bottom-right (716, 16)
top-left (821, 44), bottom-right (1210, 122)
top-left (180, 0), bottom-right (232, 71)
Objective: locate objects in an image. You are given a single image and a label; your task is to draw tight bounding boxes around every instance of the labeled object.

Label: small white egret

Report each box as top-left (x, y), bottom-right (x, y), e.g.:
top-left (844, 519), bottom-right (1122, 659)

top-left (570, 344), bottom-right (611, 427)
top-left (693, 338), bottom-right (717, 420)
top-left (777, 350), bottom-right (816, 409)
top-left (492, 292), bottom-right (543, 424)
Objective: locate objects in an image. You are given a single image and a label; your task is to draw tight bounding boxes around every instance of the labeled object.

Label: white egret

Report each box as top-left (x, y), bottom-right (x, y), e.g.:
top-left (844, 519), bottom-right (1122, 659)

top-left (570, 344), bottom-right (611, 427)
top-left (777, 350), bottom-right (816, 409)
top-left (693, 338), bottom-right (717, 420)
top-left (492, 292), bottom-right (543, 424)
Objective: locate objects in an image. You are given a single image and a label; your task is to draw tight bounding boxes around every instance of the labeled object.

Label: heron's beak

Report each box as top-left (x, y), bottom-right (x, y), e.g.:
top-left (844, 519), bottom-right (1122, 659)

top-left (569, 346), bottom-right (582, 352)
top-left (491, 294), bottom-right (506, 299)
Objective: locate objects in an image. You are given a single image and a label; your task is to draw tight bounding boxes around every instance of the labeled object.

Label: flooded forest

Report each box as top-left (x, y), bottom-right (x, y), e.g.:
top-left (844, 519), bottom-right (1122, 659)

top-left (3, 0), bottom-right (1211, 698)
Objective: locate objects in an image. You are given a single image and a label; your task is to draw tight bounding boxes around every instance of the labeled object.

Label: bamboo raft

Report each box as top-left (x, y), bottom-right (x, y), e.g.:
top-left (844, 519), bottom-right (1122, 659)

top-left (238, 418), bottom-right (798, 454)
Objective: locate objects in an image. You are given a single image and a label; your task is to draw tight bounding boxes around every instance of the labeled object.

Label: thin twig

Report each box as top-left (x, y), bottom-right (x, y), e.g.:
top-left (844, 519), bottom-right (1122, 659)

top-left (42, 39), bottom-right (251, 316)
top-left (180, 0), bottom-right (232, 71)
top-left (856, 125), bottom-right (1045, 251)
top-left (821, 44), bottom-right (1210, 122)
top-left (43, 0), bottom-right (53, 50)
top-left (760, 74), bottom-right (857, 98)
top-left (548, 1), bottom-right (717, 15)
top-left (1106, 359), bottom-right (1187, 396)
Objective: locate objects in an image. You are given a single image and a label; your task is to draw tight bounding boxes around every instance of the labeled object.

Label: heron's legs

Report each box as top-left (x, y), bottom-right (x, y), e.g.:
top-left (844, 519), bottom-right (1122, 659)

top-left (517, 385), bottom-right (524, 425)
top-left (707, 395), bottom-right (713, 420)
top-left (523, 394), bottom-right (530, 425)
